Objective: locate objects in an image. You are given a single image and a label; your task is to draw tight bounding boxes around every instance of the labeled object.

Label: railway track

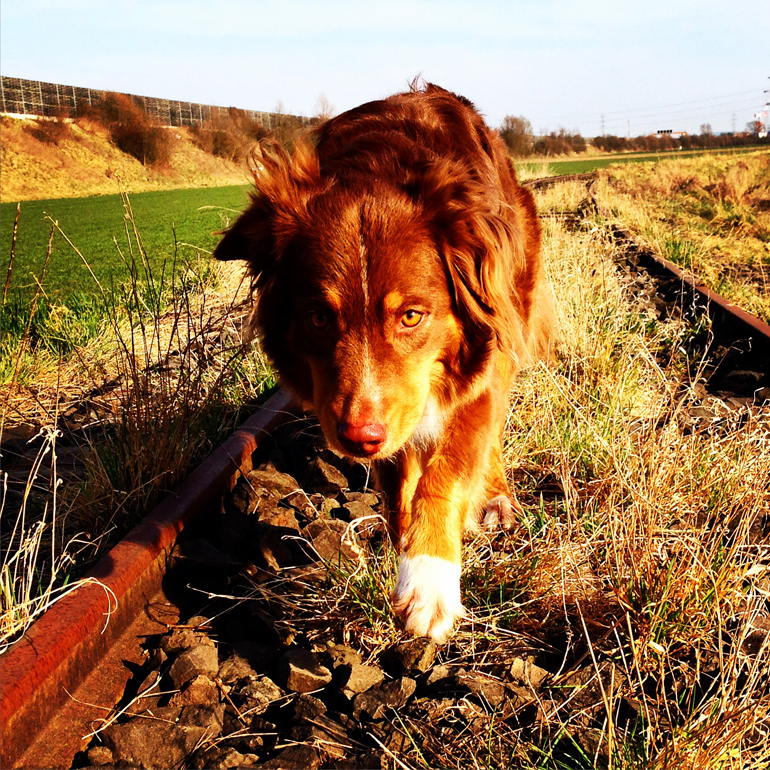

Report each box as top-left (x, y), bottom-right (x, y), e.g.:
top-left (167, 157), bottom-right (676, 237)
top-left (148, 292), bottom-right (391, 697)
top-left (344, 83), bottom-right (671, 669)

top-left (2, 172), bottom-right (768, 769)
top-left (525, 172), bottom-right (770, 383)
top-left (1, 391), bottom-right (296, 769)
top-left (522, 171), bottom-right (597, 190)
top-left (585, 180), bottom-right (770, 384)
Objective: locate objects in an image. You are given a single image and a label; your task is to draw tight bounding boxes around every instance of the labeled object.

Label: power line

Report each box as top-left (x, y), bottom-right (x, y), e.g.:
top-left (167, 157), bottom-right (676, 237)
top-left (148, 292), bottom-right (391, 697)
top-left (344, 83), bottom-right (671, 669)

top-left (594, 99), bottom-right (759, 131)
top-left (601, 100), bottom-right (759, 126)
top-left (538, 88), bottom-right (759, 123)
top-left (606, 97), bottom-right (758, 122)
top-left (552, 94), bottom-right (761, 135)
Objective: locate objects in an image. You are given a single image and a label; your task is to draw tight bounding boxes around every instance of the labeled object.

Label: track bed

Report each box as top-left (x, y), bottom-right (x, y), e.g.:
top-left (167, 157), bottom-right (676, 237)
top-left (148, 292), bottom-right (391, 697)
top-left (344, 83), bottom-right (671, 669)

top-left (3, 174), bottom-right (769, 769)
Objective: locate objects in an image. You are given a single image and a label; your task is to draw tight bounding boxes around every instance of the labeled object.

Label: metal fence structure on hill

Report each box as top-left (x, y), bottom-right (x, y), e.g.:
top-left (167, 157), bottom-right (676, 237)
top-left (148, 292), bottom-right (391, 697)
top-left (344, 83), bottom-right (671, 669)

top-left (0, 75), bottom-right (309, 129)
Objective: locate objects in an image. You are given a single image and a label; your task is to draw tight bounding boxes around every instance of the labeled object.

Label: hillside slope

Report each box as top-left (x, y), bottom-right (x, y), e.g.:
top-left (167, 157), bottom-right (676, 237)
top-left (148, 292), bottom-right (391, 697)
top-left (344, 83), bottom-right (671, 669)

top-left (0, 116), bottom-right (251, 202)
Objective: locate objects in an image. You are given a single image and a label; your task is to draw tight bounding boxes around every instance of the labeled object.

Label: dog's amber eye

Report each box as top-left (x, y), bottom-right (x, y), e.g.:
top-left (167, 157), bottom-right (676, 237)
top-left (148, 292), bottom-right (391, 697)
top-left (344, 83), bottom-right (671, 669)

top-left (308, 311), bottom-right (330, 330)
top-left (401, 310), bottom-right (423, 328)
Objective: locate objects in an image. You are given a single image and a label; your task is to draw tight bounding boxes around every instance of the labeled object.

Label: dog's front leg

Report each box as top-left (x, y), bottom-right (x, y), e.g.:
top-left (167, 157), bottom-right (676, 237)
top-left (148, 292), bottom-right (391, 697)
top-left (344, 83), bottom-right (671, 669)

top-left (390, 476), bottom-right (467, 643)
top-left (390, 401), bottom-right (497, 642)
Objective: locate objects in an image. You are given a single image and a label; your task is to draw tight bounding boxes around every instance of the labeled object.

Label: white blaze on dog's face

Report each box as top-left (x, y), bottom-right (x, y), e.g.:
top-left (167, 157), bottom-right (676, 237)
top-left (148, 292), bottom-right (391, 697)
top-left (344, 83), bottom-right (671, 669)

top-left (279, 190), bottom-right (462, 460)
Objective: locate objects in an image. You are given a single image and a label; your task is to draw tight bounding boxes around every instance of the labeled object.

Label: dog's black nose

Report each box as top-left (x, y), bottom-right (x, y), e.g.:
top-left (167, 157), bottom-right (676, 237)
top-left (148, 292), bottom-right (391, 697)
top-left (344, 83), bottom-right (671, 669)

top-left (337, 421), bottom-right (386, 457)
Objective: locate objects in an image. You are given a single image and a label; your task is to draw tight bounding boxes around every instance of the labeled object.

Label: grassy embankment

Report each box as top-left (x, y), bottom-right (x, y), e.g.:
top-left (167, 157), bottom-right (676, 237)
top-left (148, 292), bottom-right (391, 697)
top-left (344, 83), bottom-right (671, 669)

top-left (0, 113), bottom-right (249, 202)
top-left (594, 150), bottom-right (770, 323)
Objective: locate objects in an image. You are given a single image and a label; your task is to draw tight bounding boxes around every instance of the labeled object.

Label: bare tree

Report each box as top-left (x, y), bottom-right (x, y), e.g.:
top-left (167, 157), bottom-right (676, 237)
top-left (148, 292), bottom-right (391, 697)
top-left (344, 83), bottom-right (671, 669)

top-left (499, 115), bottom-right (534, 157)
top-left (314, 94), bottom-right (336, 121)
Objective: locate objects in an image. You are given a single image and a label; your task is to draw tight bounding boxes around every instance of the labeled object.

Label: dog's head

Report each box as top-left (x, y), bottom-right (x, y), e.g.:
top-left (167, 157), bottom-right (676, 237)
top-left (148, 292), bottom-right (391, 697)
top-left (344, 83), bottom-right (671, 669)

top-left (215, 135), bottom-right (538, 460)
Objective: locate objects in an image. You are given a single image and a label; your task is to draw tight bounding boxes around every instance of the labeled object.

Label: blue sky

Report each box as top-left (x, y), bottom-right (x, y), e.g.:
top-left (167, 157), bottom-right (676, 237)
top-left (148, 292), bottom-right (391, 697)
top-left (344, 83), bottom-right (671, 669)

top-left (2, 0), bottom-right (768, 136)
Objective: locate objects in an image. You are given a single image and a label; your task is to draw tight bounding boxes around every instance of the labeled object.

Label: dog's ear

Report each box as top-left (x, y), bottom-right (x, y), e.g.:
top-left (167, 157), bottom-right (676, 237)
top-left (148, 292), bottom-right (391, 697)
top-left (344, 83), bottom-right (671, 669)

top-left (213, 141), bottom-right (320, 277)
top-left (416, 161), bottom-right (539, 366)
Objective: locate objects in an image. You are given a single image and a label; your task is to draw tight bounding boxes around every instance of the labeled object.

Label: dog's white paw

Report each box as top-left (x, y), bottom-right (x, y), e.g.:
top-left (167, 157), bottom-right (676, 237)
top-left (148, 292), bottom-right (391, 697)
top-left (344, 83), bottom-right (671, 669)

top-left (482, 493), bottom-right (522, 530)
top-left (391, 554), bottom-right (465, 643)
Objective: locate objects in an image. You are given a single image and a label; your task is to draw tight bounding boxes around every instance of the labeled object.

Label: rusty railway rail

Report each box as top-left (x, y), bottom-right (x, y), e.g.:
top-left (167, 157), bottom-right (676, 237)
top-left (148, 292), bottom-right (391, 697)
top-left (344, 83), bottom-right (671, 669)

top-left (606, 222), bottom-right (770, 380)
top-left (1, 390), bottom-right (294, 770)
top-left (2, 172), bottom-right (769, 769)
top-left (522, 171), bottom-right (597, 190)
top-left (585, 181), bottom-right (770, 382)
top-left (526, 171), bottom-right (770, 381)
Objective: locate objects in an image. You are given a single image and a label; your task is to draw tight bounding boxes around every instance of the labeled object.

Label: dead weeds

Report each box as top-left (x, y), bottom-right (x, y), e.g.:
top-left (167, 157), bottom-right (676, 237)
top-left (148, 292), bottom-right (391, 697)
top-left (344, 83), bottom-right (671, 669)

top-left (593, 150), bottom-right (770, 323)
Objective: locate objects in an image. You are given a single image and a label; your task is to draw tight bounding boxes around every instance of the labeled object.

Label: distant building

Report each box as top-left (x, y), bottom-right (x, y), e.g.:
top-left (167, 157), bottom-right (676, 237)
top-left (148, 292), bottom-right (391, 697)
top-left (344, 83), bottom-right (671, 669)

top-left (754, 107), bottom-right (768, 139)
top-left (655, 129), bottom-right (688, 139)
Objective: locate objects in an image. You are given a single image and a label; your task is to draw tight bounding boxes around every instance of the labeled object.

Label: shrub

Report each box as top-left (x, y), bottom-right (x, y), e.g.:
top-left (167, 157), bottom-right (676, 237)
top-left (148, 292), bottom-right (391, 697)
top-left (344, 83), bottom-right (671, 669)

top-left (24, 117), bottom-right (71, 146)
top-left (269, 108), bottom-right (308, 151)
top-left (79, 92), bottom-right (172, 168)
top-left (190, 108), bottom-right (270, 163)
top-left (499, 115), bottom-right (534, 157)
top-left (190, 106), bottom-right (309, 161)
top-left (591, 131), bottom-right (769, 154)
top-left (533, 128), bottom-right (586, 156)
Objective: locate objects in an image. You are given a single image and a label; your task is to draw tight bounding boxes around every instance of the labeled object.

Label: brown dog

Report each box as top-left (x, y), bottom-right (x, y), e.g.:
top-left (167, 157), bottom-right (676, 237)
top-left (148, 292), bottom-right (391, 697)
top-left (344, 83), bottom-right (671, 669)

top-left (214, 84), bottom-right (551, 642)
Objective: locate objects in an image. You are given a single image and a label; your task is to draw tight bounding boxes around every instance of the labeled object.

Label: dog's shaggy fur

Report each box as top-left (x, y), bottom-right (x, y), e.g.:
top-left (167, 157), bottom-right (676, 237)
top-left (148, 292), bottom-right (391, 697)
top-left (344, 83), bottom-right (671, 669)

top-left (215, 84), bottom-right (551, 641)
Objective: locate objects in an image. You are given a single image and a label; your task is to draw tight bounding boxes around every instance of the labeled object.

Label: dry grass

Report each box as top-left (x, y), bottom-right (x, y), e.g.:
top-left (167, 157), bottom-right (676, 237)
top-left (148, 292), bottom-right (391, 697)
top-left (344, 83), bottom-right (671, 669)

top-left (0, 115), bottom-right (250, 202)
top-left (502, 193), bottom-right (770, 767)
top-left (1, 192), bottom-right (274, 650)
top-left (238, 181), bottom-right (769, 768)
top-left (593, 150), bottom-right (770, 323)
top-left (532, 179), bottom-right (590, 216)
top-left (516, 160), bottom-right (555, 182)
top-left (0, 425), bottom-right (117, 652)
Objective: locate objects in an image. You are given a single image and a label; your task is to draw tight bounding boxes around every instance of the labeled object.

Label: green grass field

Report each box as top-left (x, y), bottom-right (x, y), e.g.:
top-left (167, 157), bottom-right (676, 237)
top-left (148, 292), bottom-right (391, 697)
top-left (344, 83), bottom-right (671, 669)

top-left (3, 143), bottom-right (765, 309)
top-left (4, 145), bottom-right (765, 306)
top-left (1, 185), bottom-right (251, 303)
